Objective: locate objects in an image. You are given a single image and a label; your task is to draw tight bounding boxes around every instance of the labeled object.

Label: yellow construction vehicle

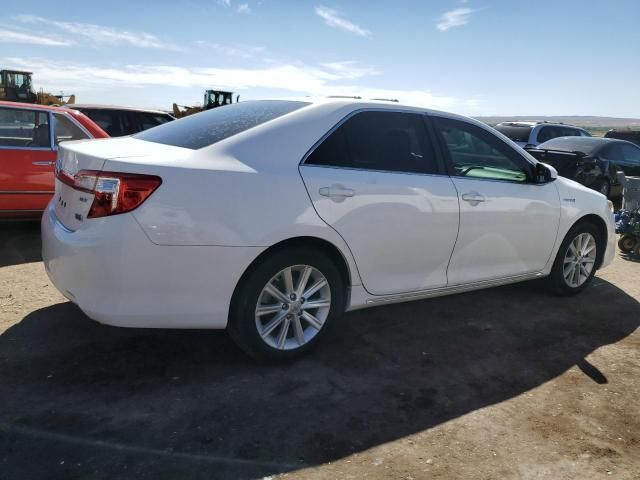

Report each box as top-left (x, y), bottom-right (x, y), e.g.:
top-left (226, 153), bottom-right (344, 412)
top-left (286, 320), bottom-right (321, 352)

top-left (0, 69), bottom-right (75, 106)
top-left (172, 90), bottom-right (238, 118)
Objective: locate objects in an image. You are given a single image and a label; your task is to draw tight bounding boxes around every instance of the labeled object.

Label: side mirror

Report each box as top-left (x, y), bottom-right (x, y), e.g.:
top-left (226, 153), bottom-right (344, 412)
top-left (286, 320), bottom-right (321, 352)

top-left (536, 162), bottom-right (557, 183)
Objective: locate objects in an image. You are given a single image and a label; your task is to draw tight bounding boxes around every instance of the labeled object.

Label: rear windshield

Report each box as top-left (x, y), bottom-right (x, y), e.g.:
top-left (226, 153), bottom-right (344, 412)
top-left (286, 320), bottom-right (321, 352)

top-left (494, 124), bottom-right (532, 143)
top-left (134, 100), bottom-right (310, 149)
top-left (536, 137), bottom-right (607, 155)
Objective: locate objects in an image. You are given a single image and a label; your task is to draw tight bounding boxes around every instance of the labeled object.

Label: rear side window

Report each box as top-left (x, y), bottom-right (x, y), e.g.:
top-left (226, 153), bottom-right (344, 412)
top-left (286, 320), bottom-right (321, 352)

top-left (53, 113), bottom-right (89, 145)
top-left (84, 110), bottom-right (123, 137)
top-left (0, 107), bottom-right (50, 148)
top-left (494, 125), bottom-right (532, 143)
top-left (139, 112), bottom-right (173, 131)
top-left (135, 101), bottom-right (309, 150)
top-left (306, 111), bottom-right (438, 174)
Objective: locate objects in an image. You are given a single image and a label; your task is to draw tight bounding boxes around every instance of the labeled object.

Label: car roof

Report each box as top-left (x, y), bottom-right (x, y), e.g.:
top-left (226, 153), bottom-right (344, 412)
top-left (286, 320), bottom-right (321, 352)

top-left (0, 100), bottom-right (74, 112)
top-left (66, 104), bottom-right (173, 115)
top-left (496, 121), bottom-right (583, 128)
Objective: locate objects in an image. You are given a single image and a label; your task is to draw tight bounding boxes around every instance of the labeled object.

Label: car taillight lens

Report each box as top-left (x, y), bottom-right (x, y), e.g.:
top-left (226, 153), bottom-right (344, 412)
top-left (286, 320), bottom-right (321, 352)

top-left (57, 169), bottom-right (162, 218)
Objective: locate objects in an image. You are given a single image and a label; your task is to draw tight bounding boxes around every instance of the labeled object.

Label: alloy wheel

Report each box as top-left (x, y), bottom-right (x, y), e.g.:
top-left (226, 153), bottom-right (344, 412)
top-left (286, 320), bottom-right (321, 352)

top-left (255, 265), bottom-right (331, 350)
top-left (563, 233), bottom-right (597, 288)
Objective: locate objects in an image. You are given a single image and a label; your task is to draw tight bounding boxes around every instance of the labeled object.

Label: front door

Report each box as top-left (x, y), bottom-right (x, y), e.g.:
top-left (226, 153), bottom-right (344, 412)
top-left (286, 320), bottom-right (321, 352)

top-left (0, 106), bottom-right (55, 216)
top-left (300, 110), bottom-right (460, 295)
top-left (430, 115), bottom-right (560, 285)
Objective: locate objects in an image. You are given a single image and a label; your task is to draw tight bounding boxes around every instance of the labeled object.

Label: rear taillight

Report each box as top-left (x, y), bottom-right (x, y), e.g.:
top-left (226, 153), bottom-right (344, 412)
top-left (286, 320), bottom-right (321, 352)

top-left (57, 169), bottom-right (162, 218)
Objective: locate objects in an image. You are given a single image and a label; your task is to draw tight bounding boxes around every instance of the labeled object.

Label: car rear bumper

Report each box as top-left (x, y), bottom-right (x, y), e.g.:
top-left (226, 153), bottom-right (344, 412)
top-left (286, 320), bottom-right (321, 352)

top-left (41, 203), bottom-right (263, 329)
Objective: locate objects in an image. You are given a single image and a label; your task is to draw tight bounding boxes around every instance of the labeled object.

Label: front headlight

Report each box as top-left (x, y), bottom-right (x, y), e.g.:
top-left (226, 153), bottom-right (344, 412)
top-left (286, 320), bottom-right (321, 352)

top-left (607, 200), bottom-right (615, 212)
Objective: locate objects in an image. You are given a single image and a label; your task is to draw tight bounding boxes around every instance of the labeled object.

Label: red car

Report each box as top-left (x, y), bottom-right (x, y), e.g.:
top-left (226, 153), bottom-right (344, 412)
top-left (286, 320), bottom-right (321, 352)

top-left (0, 101), bottom-right (108, 219)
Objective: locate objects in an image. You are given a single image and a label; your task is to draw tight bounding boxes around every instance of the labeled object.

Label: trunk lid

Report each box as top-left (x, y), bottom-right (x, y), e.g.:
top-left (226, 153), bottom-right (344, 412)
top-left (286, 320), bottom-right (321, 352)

top-left (54, 137), bottom-right (191, 231)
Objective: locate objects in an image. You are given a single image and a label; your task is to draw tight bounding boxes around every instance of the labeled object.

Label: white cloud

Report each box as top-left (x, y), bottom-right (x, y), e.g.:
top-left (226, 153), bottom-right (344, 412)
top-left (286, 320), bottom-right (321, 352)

top-left (436, 7), bottom-right (472, 31)
top-left (14, 15), bottom-right (179, 50)
top-left (193, 41), bottom-right (264, 59)
top-left (3, 56), bottom-right (476, 112)
top-left (237, 3), bottom-right (251, 13)
top-left (319, 61), bottom-right (380, 80)
top-left (314, 5), bottom-right (371, 37)
top-left (0, 28), bottom-right (72, 46)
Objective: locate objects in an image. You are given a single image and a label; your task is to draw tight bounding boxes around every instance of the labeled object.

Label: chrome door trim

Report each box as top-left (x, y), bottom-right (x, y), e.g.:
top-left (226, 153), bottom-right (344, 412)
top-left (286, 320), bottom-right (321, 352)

top-left (365, 271), bottom-right (544, 305)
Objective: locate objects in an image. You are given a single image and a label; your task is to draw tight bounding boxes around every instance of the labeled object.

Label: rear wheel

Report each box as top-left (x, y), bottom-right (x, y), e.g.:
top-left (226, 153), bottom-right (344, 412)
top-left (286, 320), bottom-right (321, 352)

top-left (228, 247), bottom-right (345, 362)
top-left (546, 223), bottom-right (601, 296)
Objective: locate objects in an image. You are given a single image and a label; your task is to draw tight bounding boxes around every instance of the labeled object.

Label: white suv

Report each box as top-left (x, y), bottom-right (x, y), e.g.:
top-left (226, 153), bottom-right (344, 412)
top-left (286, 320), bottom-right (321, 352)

top-left (495, 121), bottom-right (591, 148)
top-left (42, 99), bottom-right (616, 361)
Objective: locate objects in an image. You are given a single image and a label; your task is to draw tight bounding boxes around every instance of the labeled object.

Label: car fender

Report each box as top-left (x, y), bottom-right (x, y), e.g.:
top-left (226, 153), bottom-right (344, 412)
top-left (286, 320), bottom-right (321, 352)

top-left (542, 176), bottom-right (614, 273)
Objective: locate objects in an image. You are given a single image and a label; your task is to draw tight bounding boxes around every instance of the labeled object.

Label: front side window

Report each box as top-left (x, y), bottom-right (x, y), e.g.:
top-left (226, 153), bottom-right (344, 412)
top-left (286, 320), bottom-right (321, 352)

top-left (0, 108), bottom-right (50, 148)
top-left (622, 143), bottom-right (640, 165)
top-left (433, 116), bottom-right (531, 183)
top-left (561, 127), bottom-right (581, 137)
top-left (306, 110), bottom-right (438, 174)
top-left (602, 143), bottom-right (624, 160)
top-left (53, 113), bottom-right (89, 145)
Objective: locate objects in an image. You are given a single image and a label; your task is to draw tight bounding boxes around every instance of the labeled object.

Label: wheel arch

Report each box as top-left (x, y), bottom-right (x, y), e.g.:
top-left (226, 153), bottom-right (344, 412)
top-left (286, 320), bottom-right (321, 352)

top-left (571, 213), bottom-right (608, 269)
top-left (229, 236), bottom-right (354, 320)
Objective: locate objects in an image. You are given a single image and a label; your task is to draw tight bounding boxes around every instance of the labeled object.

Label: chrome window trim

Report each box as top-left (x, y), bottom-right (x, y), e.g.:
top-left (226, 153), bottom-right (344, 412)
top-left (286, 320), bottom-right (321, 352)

top-left (299, 107), bottom-right (445, 176)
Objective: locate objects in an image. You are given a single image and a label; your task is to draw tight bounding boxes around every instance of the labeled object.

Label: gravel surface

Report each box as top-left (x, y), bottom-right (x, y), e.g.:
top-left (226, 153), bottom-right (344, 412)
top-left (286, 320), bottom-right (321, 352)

top-left (1, 222), bottom-right (638, 479)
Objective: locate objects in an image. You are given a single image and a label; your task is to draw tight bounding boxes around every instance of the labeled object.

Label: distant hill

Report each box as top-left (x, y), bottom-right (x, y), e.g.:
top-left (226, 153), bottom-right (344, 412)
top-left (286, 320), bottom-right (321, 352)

top-left (475, 116), bottom-right (640, 128)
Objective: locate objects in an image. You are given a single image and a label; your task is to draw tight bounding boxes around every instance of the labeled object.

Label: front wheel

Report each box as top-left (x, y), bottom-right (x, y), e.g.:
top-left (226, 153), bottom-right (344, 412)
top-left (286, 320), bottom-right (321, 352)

top-left (546, 223), bottom-right (601, 296)
top-left (618, 234), bottom-right (636, 253)
top-left (228, 247), bottom-right (345, 362)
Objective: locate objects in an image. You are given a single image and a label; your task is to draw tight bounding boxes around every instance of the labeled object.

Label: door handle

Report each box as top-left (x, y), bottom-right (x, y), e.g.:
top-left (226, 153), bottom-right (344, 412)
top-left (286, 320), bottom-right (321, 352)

top-left (319, 184), bottom-right (355, 198)
top-left (32, 161), bottom-right (56, 166)
top-left (461, 192), bottom-right (486, 205)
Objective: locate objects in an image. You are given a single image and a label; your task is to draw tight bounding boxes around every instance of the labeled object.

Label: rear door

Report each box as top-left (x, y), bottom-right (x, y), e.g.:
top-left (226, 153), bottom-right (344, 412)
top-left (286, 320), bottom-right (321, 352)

top-left (0, 106), bottom-right (55, 215)
top-left (431, 115), bottom-right (560, 285)
top-left (299, 110), bottom-right (460, 295)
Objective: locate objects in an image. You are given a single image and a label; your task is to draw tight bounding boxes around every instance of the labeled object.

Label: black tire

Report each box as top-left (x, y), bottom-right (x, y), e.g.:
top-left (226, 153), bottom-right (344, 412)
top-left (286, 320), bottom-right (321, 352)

top-left (618, 234), bottom-right (635, 253)
top-left (593, 178), bottom-right (610, 198)
top-left (228, 247), bottom-right (346, 362)
top-left (546, 222), bottom-right (602, 296)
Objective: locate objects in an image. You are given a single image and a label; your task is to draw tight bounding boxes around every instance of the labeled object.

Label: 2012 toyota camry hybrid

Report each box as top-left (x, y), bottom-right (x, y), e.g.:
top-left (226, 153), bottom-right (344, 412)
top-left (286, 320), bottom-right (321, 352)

top-left (42, 99), bottom-right (616, 361)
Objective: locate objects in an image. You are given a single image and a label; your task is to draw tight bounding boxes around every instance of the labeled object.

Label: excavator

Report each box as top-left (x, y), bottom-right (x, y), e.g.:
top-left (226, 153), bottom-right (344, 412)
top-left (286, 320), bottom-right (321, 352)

top-left (0, 69), bottom-right (75, 106)
top-left (172, 90), bottom-right (238, 118)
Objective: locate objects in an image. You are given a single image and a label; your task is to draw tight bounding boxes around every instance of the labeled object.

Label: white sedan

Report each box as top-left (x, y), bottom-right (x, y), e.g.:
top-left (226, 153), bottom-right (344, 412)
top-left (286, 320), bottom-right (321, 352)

top-left (42, 99), bottom-right (616, 361)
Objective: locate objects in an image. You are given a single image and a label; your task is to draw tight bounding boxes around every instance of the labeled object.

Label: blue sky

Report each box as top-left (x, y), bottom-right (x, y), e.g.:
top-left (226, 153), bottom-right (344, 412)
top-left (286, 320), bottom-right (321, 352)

top-left (1, 0), bottom-right (638, 117)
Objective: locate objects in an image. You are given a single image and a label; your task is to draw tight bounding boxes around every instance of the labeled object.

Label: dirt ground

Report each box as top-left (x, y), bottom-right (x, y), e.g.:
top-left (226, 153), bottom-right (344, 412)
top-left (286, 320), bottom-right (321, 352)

top-left (0, 222), bottom-right (639, 480)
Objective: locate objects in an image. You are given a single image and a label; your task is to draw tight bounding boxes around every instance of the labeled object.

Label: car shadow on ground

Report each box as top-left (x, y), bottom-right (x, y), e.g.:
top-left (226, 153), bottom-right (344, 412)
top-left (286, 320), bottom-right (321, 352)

top-left (0, 275), bottom-right (638, 479)
top-left (0, 221), bottom-right (42, 268)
